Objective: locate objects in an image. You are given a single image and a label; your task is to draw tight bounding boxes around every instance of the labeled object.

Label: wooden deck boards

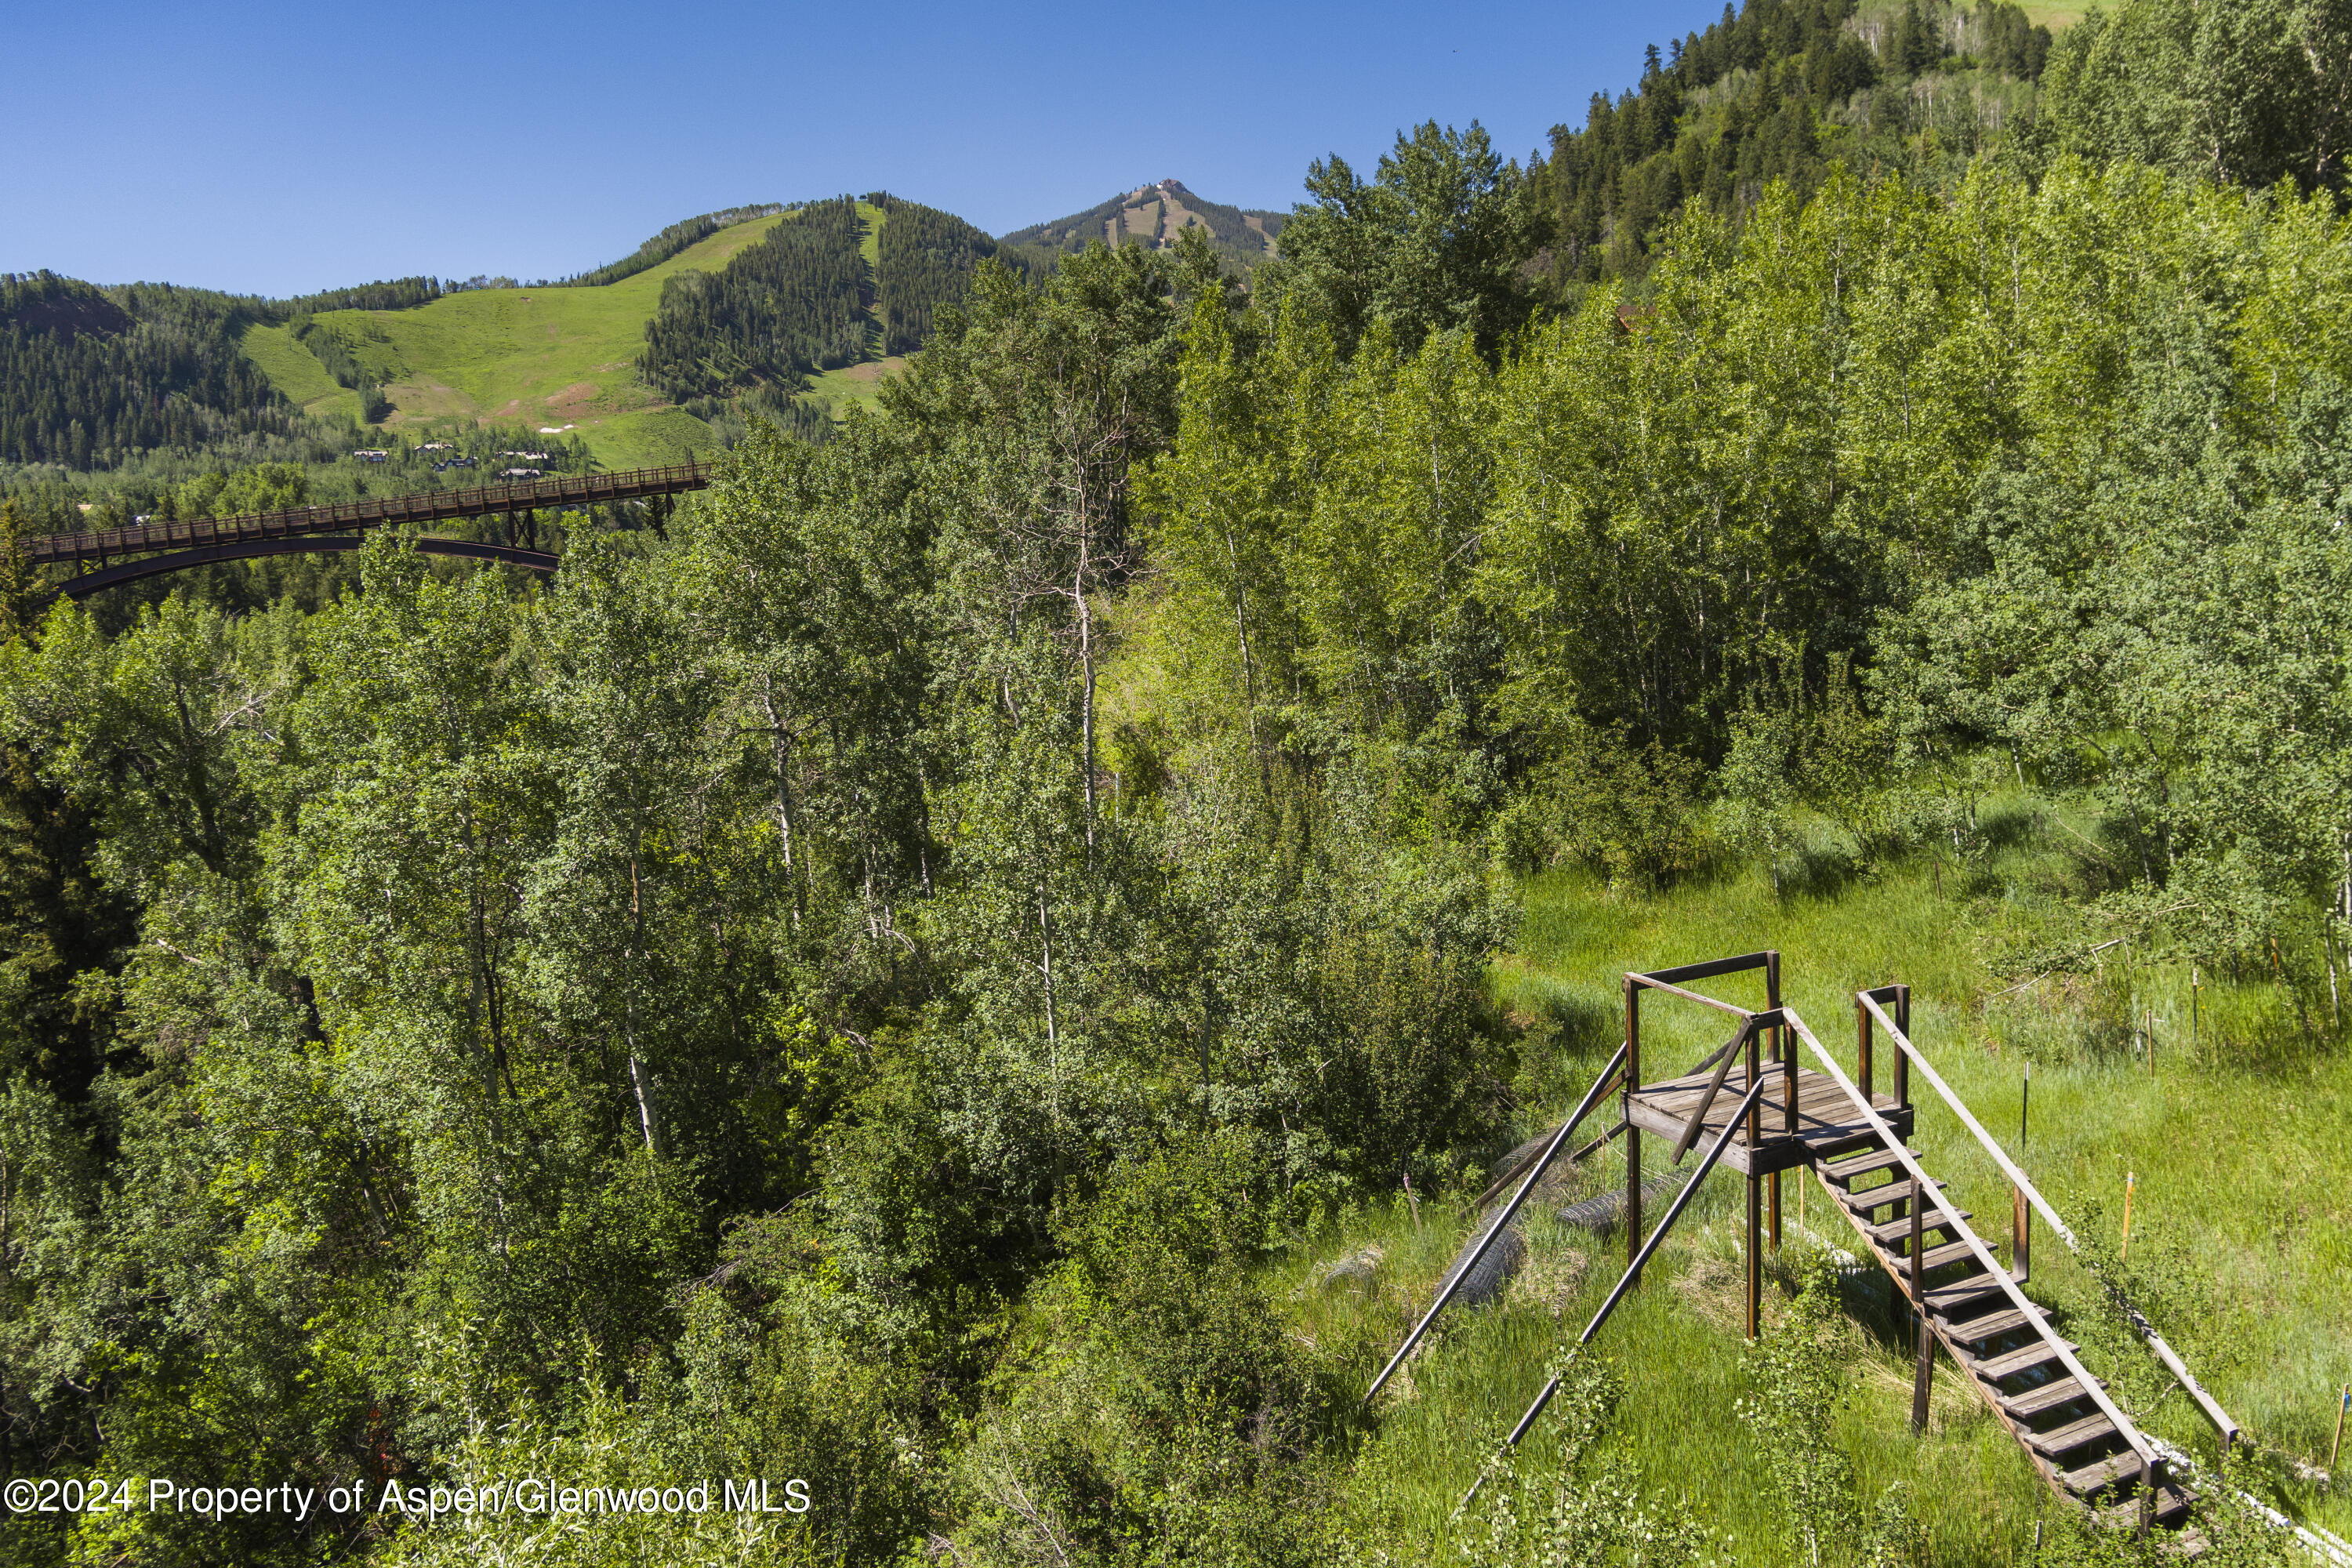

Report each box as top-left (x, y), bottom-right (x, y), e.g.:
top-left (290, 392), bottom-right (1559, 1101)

top-left (1625, 1062), bottom-right (1912, 1175)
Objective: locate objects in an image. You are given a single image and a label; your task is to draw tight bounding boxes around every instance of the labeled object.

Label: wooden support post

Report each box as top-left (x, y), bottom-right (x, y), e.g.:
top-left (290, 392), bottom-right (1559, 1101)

top-left (1894, 984), bottom-right (1912, 1112)
top-left (1909, 1186), bottom-right (1926, 1294)
top-left (1913, 1305), bottom-right (1934, 1433)
top-left (1625, 976), bottom-right (1641, 1276)
top-left (1748, 1171), bottom-right (1763, 1340)
top-left (1858, 995), bottom-right (1873, 1105)
top-left (2013, 1183), bottom-right (2031, 1282)
top-left (2330, 1383), bottom-right (2347, 1472)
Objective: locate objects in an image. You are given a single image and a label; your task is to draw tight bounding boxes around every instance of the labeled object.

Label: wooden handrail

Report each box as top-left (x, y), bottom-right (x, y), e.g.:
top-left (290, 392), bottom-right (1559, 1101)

top-left (1856, 993), bottom-right (2242, 1451)
top-left (1642, 949), bottom-right (1777, 987)
top-left (1785, 1010), bottom-right (2163, 1490)
top-left (1628, 971), bottom-right (1755, 1020)
top-left (1671, 1010), bottom-right (1781, 1162)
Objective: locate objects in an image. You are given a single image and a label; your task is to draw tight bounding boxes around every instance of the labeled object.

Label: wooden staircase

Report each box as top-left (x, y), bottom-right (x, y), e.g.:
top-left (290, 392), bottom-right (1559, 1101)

top-left (1452, 956), bottom-right (2237, 1546)
top-left (1816, 1138), bottom-right (2199, 1539)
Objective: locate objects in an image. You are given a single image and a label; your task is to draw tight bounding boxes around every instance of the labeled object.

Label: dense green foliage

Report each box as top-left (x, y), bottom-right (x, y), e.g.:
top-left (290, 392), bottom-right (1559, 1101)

top-left (6, 11), bottom-right (2352, 1563)
top-left (1526, 0), bottom-right (2053, 289)
top-left (1261, 120), bottom-right (1548, 360)
top-left (2038, 0), bottom-right (2352, 193)
top-left (638, 198), bottom-right (869, 400)
top-left (1214, 147), bottom-right (2352, 965)
top-left (0, 273), bottom-right (296, 469)
top-left (279, 277), bottom-right (444, 314)
top-left (869, 192), bottom-right (1002, 354)
top-left (0, 240), bottom-right (1523, 1565)
top-left (643, 193), bottom-right (1018, 435)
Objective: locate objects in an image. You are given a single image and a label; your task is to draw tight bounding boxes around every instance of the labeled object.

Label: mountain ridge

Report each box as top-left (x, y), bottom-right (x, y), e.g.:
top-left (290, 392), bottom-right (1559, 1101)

top-left (1000, 178), bottom-right (1287, 268)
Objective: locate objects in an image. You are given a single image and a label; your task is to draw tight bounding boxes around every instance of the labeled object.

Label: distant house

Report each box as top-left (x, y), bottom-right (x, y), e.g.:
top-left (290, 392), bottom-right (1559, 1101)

top-left (499, 467), bottom-right (543, 479)
top-left (351, 449), bottom-right (390, 463)
top-left (420, 441), bottom-right (453, 452)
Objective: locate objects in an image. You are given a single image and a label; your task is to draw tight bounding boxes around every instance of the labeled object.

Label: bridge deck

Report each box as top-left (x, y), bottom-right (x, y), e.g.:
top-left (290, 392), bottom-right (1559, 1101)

top-left (27, 460), bottom-right (713, 568)
top-left (1626, 1062), bottom-right (1913, 1176)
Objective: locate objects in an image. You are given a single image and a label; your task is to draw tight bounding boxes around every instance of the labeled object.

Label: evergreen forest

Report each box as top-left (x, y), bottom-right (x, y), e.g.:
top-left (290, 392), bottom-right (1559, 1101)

top-left (0, 273), bottom-right (299, 470)
top-left (3, 0), bottom-right (2352, 1563)
top-left (871, 194), bottom-right (1007, 355)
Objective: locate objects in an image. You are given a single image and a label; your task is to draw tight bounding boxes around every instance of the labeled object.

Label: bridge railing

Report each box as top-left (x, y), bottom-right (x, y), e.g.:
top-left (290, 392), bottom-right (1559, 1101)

top-left (27, 459), bottom-right (715, 566)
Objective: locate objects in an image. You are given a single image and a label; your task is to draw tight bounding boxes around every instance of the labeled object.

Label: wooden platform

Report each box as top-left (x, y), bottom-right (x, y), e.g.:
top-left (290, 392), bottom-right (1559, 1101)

top-left (1626, 1062), bottom-right (1914, 1176)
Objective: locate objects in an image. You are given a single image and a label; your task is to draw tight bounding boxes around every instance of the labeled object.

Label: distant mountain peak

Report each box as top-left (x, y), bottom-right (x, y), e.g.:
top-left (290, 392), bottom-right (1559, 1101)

top-left (1001, 181), bottom-right (1287, 268)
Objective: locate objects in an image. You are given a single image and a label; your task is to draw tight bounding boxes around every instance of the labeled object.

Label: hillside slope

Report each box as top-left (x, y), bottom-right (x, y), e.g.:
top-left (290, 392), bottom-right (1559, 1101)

top-left (1528, 0), bottom-right (2053, 291)
top-left (238, 213), bottom-right (786, 467)
top-left (1, 273), bottom-right (299, 470)
top-left (235, 192), bottom-right (1013, 467)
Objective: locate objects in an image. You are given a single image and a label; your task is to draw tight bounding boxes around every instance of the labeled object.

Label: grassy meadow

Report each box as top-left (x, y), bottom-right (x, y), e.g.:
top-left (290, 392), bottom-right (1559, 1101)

top-left (240, 214), bottom-right (784, 467)
top-left (1299, 801), bottom-right (2351, 1561)
top-left (238, 202), bottom-right (914, 467)
top-left (2018, 0), bottom-right (2094, 28)
top-left (236, 318), bottom-right (362, 422)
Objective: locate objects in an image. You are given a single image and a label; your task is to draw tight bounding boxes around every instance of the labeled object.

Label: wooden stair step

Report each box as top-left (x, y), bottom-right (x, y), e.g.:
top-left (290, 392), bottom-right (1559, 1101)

top-left (1820, 1146), bottom-right (1913, 1186)
top-left (2061, 1449), bottom-right (2152, 1497)
top-left (2093, 1483), bottom-right (2195, 1533)
top-left (1940, 1303), bottom-right (2051, 1343)
top-left (1863, 1207), bottom-right (1972, 1244)
top-left (1877, 1238), bottom-right (1980, 1276)
top-left (2023, 1411), bottom-right (2122, 1457)
top-left (1966, 1337), bottom-right (2078, 1381)
top-left (1996, 1374), bottom-right (2105, 1419)
top-left (1922, 1275), bottom-right (2009, 1315)
top-left (1840, 1176), bottom-right (1947, 1214)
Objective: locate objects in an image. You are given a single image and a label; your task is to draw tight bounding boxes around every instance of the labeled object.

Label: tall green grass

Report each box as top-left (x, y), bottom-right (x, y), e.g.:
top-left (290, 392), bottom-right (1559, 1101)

top-left (1299, 804), bottom-right (2350, 1559)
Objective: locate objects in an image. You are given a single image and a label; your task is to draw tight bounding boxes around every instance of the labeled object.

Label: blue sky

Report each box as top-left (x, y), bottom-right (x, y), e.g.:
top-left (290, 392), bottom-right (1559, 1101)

top-left (4, 0), bottom-right (1723, 297)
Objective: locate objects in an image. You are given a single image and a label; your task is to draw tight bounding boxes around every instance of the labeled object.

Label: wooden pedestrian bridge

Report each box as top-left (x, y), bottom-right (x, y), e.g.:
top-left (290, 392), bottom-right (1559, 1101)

top-left (1369, 951), bottom-right (2281, 1554)
top-left (21, 459), bottom-right (715, 601)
